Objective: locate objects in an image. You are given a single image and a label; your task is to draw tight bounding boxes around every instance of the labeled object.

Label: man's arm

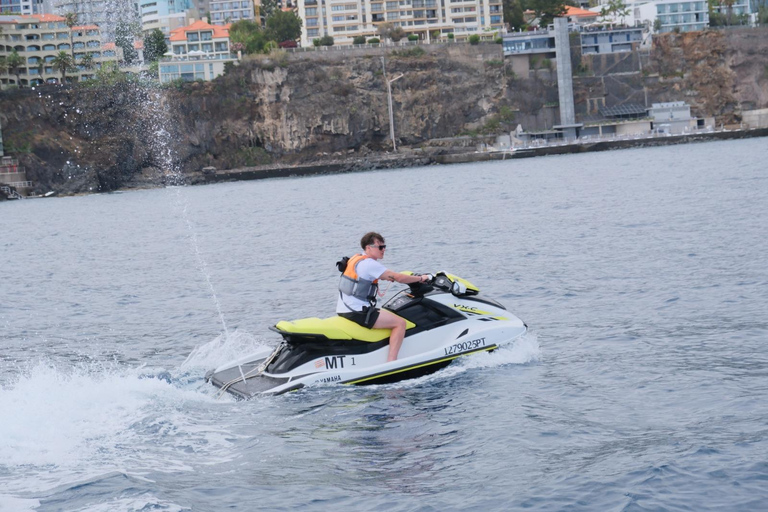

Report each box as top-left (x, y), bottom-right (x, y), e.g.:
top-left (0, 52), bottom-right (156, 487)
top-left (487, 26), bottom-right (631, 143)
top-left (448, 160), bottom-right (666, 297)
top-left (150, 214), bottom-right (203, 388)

top-left (379, 270), bottom-right (428, 284)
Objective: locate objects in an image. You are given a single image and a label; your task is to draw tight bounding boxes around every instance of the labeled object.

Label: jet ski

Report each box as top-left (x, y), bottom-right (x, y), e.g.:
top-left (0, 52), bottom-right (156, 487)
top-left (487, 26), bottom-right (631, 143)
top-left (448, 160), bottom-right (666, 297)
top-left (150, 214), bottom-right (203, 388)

top-left (206, 272), bottom-right (527, 399)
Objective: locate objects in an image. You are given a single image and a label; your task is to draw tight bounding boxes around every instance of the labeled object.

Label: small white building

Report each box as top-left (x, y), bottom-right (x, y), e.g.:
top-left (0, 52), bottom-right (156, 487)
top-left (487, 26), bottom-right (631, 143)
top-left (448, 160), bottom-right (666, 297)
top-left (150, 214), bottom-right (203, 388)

top-left (159, 19), bottom-right (236, 83)
top-left (650, 101), bottom-right (693, 134)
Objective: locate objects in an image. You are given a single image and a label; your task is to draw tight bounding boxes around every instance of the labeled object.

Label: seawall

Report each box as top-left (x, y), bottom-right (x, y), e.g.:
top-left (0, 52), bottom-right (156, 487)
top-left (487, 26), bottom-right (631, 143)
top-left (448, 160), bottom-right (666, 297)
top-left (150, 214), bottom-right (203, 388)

top-left (194, 128), bottom-right (768, 184)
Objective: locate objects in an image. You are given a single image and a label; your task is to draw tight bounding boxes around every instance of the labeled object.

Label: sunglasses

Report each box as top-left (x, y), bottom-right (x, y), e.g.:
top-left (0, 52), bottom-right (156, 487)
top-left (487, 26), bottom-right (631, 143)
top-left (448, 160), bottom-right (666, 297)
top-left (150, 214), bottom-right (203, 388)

top-left (370, 244), bottom-right (387, 250)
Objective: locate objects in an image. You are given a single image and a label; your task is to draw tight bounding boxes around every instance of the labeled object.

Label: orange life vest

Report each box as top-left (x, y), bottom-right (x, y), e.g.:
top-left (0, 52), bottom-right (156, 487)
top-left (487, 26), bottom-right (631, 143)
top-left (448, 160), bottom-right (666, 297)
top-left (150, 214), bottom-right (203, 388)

top-left (339, 254), bottom-right (379, 303)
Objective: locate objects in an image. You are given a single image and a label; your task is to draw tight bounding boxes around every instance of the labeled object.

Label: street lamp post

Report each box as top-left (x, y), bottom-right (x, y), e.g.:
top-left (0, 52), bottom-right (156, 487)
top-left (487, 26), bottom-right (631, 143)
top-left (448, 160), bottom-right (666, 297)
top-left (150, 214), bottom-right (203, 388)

top-left (381, 57), bottom-right (403, 152)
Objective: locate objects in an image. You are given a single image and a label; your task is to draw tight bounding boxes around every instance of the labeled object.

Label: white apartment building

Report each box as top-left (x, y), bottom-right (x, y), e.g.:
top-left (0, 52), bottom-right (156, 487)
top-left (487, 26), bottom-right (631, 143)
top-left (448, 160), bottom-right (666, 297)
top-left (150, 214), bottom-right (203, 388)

top-left (296, 0), bottom-right (504, 47)
top-left (209, 0), bottom-right (258, 25)
top-left (593, 0), bottom-right (752, 33)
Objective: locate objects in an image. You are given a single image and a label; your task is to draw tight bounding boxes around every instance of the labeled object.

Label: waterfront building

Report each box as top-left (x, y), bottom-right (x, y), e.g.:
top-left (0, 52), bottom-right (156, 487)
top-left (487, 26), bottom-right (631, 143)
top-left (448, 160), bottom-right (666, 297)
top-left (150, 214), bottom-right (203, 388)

top-left (158, 18), bottom-right (235, 82)
top-left (649, 101), bottom-right (695, 133)
top-left (295, 0), bottom-right (504, 47)
top-left (0, 13), bottom-right (119, 87)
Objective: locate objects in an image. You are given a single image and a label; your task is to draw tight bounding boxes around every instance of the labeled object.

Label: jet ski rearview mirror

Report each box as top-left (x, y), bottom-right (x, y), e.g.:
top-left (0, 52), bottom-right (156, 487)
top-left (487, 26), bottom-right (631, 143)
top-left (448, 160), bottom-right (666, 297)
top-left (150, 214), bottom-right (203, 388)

top-left (451, 281), bottom-right (467, 296)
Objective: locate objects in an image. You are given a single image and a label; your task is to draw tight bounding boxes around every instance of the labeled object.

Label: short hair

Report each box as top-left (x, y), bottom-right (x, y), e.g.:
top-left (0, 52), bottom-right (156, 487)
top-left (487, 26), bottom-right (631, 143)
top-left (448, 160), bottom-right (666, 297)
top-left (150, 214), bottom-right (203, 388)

top-left (360, 232), bottom-right (385, 249)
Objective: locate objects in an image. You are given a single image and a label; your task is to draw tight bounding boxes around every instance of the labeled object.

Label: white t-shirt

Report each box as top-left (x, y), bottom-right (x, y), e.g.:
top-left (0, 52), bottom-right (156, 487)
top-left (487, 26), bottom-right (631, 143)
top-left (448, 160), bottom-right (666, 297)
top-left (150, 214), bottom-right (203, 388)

top-left (336, 257), bottom-right (387, 313)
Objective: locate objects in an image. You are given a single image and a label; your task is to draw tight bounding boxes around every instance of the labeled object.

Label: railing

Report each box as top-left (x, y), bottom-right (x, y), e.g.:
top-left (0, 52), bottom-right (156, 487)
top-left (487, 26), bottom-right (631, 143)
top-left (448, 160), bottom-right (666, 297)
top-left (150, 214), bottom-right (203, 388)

top-left (0, 185), bottom-right (24, 199)
top-left (288, 37), bottom-right (499, 53)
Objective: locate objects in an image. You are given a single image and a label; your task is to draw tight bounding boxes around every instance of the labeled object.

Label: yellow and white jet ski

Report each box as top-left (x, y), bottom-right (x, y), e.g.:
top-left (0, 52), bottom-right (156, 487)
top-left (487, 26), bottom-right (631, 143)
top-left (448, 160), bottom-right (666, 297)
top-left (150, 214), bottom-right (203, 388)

top-left (206, 272), bottom-right (527, 398)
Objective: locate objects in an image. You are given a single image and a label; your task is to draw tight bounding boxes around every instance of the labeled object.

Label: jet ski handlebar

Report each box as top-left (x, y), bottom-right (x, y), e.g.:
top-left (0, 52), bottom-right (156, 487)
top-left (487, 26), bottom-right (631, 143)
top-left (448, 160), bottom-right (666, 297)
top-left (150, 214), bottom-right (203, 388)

top-left (407, 272), bottom-right (475, 297)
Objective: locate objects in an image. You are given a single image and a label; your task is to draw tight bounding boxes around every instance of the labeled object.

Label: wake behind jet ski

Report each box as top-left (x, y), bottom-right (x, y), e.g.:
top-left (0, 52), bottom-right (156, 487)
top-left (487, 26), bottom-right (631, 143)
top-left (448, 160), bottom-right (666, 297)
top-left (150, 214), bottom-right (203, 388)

top-left (206, 272), bottom-right (527, 399)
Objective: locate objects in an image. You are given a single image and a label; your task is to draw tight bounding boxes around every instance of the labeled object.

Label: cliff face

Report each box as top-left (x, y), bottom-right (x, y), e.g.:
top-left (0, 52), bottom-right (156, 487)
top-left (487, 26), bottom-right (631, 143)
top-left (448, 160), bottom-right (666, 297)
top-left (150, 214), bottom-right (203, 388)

top-left (576, 28), bottom-right (768, 122)
top-left (1, 30), bottom-right (766, 196)
top-left (163, 44), bottom-right (510, 171)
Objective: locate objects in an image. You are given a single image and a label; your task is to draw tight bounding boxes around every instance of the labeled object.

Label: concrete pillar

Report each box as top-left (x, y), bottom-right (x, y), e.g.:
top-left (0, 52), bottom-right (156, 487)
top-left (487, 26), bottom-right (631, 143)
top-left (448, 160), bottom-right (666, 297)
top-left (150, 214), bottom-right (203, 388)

top-left (553, 17), bottom-right (575, 127)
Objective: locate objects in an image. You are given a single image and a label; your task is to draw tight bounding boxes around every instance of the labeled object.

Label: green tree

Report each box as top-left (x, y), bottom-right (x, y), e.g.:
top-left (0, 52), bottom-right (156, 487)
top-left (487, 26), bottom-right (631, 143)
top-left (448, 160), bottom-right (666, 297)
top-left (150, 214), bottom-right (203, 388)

top-left (4, 50), bottom-right (24, 87)
top-left (353, 35), bottom-right (367, 44)
top-left (229, 19), bottom-right (269, 54)
top-left (319, 35), bottom-right (335, 46)
top-left (79, 52), bottom-right (95, 71)
top-left (469, 34), bottom-right (481, 45)
top-left (503, 0), bottom-right (526, 31)
top-left (259, 0), bottom-right (278, 23)
top-left (599, 0), bottom-right (630, 24)
top-left (65, 12), bottom-right (77, 60)
top-left (96, 61), bottom-right (125, 84)
top-left (52, 50), bottom-right (75, 84)
top-left (116, 22), bottom-right (138, 64)
top-left (265, 9), bottom-right (303, 43)
top-left (528, 0), bottom-right (567, 27)
top-left (143, 28), bottom-right (168, 62)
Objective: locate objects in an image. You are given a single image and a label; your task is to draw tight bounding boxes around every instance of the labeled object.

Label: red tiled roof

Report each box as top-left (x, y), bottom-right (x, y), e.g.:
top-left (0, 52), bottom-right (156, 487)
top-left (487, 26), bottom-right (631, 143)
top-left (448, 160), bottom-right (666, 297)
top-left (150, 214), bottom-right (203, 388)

top-left (169, 19), bottom-right (230, 42)
top-left (103, 42), bottom-right (116, 50)
top-left (134, 40), bottom-right (144, 49)
top-left (19, 14), bottom-right (67, 22)
top-left (565, 6), bottom-right (599, 17)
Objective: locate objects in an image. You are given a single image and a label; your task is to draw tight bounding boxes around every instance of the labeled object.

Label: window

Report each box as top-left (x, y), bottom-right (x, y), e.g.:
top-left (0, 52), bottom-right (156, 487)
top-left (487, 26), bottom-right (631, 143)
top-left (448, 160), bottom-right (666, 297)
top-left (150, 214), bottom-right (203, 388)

top-left (305, 7), bottom-right (317, 14)
top-left (188, 32), bottom-right (200, 41)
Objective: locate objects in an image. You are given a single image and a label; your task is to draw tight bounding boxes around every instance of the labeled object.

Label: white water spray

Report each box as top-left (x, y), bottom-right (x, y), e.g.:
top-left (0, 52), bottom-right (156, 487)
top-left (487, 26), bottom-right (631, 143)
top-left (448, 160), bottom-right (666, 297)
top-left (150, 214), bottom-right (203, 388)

top-left (142, 88), bottom-right (229, 336)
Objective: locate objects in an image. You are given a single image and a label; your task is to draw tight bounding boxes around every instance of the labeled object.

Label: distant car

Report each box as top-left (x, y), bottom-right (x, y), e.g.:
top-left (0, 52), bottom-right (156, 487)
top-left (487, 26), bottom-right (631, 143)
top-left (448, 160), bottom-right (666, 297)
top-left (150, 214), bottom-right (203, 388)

top-left (278, 40), bottom-right (298, 48)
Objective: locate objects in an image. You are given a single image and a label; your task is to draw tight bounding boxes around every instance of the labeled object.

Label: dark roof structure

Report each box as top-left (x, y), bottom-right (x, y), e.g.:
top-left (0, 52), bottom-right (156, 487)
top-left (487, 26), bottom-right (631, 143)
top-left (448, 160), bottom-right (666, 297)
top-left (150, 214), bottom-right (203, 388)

top-left (599, 103), bottom-right (649, 119)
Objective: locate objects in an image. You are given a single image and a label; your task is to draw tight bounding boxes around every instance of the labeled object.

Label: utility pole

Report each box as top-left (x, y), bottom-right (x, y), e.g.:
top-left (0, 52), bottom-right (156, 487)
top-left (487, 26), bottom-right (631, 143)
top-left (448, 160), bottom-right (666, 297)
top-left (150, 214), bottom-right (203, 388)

top-left (380, 57), bottom-right (403, 152)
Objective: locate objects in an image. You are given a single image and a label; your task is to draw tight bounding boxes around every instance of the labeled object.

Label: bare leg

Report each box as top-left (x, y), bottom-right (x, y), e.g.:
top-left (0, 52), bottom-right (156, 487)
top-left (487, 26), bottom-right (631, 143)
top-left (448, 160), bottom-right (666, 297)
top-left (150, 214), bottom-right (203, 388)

top-left (373, 310), bottom-right (407, 361)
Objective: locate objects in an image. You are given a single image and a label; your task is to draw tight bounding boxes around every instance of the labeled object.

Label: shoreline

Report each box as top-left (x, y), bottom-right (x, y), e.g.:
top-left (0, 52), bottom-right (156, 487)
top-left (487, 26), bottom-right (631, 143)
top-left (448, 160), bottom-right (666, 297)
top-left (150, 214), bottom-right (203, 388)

top-left (197, 128), bottom-right (768, 185)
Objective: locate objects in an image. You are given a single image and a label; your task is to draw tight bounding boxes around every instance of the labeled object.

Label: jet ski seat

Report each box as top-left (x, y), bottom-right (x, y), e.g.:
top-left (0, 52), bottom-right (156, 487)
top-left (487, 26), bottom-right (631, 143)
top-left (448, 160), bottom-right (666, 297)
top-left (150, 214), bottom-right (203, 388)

top-left (274, 315), bottom-right (415, 343)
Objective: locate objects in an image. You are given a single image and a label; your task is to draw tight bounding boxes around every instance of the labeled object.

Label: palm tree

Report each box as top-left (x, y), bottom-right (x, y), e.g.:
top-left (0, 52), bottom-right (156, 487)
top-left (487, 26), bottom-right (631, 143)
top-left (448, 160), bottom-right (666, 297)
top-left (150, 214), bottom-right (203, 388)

top-left (5, 50), bottom-right (24, 87)
top-left (52, 50), bottom-right (74, 84)
top-left (80, 52), bottom-right (95, 72)
top-left (65, 12), bottom-right (78, 60)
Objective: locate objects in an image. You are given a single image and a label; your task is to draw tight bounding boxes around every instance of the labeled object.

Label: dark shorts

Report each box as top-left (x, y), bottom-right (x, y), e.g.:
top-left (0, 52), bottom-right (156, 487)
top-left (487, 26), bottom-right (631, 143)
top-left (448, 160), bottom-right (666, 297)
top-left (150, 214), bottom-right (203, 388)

top-left (339, 308), bottom-right (380, 329)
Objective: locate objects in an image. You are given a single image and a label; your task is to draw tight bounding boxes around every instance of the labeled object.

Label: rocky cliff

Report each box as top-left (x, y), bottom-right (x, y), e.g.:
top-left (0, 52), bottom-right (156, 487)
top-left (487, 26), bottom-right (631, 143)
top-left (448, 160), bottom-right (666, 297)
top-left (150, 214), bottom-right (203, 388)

top-left (0, 29), bottom-right (766, 196)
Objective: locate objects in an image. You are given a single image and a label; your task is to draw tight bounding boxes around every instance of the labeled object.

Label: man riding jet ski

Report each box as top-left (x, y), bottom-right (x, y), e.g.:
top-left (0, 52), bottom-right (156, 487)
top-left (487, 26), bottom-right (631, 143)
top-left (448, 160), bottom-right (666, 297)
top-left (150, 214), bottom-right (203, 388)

top-left (206, 250), bottom-right (528, 398)
top-left (336, 232), bottom-right (430, 362)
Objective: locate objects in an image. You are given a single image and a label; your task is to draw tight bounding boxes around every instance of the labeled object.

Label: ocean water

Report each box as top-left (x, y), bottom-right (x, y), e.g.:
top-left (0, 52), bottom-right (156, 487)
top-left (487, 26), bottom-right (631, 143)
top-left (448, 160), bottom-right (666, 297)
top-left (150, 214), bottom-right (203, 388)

top-left (1, 138), bottom-right (767, 511)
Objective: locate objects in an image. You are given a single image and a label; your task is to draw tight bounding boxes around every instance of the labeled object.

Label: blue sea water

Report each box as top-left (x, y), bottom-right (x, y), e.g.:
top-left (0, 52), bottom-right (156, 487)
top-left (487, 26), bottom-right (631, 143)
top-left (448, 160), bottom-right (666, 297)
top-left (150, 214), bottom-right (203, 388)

top-left (1, 138), bottom-right (767, 511)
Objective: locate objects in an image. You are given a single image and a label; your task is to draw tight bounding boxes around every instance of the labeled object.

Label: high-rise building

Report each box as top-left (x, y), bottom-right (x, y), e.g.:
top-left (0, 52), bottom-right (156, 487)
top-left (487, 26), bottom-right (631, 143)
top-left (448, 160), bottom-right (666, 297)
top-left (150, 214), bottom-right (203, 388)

top-left (208, 0), bottom-right (257, 25)
top-left (296, 0), bottom-right (504, 47)
top-left (140, 0), bottom-right (201, 35)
